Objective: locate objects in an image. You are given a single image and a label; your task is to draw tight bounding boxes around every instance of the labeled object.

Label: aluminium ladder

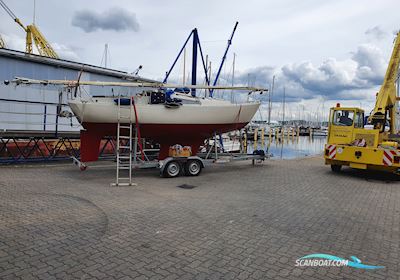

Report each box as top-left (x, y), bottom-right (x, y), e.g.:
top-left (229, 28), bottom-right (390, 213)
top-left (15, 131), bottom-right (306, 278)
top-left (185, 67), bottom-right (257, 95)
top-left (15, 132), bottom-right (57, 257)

top-left (112, 96), bottom-right (137, 186)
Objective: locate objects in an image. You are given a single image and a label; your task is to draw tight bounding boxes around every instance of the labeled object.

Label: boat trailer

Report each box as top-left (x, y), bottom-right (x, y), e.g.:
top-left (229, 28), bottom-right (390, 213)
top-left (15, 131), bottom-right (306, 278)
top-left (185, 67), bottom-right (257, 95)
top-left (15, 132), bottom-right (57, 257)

top-left (73, 149), bottom-right (268, 178)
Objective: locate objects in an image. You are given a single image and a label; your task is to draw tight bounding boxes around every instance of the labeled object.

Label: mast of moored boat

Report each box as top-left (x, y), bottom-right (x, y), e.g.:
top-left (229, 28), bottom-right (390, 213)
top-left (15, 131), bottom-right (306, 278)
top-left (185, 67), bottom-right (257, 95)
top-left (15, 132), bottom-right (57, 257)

top-left (231, 52), bottom-right (236, 103)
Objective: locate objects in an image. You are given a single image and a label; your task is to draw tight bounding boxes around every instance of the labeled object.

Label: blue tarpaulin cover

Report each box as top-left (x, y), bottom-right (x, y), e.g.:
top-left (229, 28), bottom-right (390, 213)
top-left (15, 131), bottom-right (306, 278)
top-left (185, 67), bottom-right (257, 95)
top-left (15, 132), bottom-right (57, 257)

top-left (113, 98), bottom-right (131, 105)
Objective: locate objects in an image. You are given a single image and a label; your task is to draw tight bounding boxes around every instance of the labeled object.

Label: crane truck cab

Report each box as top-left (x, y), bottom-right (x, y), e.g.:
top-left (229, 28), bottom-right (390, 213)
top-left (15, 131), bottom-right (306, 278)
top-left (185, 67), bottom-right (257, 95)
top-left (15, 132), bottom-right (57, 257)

top-left (327, 105), bottom-right (366, 144)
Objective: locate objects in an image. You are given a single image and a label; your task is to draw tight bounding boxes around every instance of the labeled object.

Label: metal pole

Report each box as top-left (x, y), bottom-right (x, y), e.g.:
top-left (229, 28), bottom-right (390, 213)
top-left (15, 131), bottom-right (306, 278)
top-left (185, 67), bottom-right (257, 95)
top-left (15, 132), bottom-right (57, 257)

top-left (43, 105), bottom-right (47, 131)
top-left (183, 48), bottom-right (186, 84)
top-left (134, 127), bottom-right (138, 165)
top-left (208, 61), bottom-right (212, 97)
top-left (104, 43), bottom-right (108, 68)
top-left (191, 29), bottom-right (198, 97)
top-left (129, 96), bottom-right (133, 185)
top-left (246, 74), bottom-right (250, 102)
top-left (196, 33), bottom-right (210, 86)
top-left (231, 53), bottom-right (236, 103)
top-left (204, 55), bottom-right (209, 98)
top-left (210, 21), bottom-right (239, 97)
top-left (268, 75), bottom-right (275, 125)
top-left (214, 133), bottom-right (218, 160)
top-left (55, 91), bottom-right (62, 137)
top-left (267, 84), bottom-right (272, 124)
top-left (396, 72), bottom-right (400, 131)
top-left (282, 87), bottom-right (286, 125)
top-left (116, 97), bottom-right (120, 185)
top-left (163, 30), bottom-right (194, 83)
top-left (33, 0), bottom-right (36, 24)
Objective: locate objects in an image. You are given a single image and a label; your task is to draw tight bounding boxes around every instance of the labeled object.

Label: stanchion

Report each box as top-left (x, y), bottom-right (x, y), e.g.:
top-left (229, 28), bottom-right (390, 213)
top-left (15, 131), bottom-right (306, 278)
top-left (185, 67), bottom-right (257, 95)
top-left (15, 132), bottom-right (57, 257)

top-left (243, 132), bottom-right (247, 153)
top-left (253, 128), bottom-right (258, 150)
top-left (261, 128), bottom-right (265, 148)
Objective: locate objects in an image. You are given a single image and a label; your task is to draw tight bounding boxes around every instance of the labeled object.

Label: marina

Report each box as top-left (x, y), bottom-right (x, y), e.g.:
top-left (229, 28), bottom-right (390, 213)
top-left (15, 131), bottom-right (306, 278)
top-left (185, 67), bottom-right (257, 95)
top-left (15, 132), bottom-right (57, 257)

top-left (1, 0), bottom-right (400, 279)
top-left (250, 136), bottom-right (326, 159)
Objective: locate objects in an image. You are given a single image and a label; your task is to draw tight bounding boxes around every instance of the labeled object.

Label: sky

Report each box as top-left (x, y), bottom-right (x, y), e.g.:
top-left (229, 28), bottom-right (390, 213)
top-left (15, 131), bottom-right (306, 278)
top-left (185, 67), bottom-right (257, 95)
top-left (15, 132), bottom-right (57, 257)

top-left (1, 0), bottom-right (399, 122)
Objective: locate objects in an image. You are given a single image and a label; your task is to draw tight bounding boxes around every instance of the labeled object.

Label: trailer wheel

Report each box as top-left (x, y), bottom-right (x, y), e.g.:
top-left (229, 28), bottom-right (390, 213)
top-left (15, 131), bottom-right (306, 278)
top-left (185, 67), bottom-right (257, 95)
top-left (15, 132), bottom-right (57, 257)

top-left (331, 164), bottom-right (342, 172)
top-left (163, 160), bottom-right (181, 178)
top-left (184, 160), bottom-right (202, 176)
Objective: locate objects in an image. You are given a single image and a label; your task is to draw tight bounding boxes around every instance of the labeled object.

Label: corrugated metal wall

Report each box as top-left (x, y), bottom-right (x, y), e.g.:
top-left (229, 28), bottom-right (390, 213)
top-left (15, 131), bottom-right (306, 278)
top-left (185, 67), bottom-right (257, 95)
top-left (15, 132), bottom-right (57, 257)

top-left (0, 51), bottom-right (150, 131)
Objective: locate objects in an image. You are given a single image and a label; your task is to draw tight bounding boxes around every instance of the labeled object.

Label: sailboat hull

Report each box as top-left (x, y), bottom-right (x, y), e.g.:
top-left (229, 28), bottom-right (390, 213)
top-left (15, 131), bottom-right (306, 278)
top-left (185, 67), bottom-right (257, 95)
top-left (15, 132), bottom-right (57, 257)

top-left (69, 96), bottom-right (259, 161)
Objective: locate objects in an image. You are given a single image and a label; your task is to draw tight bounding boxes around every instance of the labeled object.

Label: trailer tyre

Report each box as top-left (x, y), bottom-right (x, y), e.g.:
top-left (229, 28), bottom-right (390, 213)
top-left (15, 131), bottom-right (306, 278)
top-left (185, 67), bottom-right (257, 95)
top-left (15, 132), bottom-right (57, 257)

top-left (184, 159), bottom-right (202, 176)
top-left (331, 164), bottom-right (342, 172)
top-left (163, 160), bottom-right (181, 178)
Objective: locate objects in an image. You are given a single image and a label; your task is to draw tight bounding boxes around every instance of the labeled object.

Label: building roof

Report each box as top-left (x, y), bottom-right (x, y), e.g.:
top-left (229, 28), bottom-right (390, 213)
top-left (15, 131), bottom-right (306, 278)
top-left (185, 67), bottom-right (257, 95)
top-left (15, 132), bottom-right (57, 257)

top-left (0, 48), bottom-right (158, 83)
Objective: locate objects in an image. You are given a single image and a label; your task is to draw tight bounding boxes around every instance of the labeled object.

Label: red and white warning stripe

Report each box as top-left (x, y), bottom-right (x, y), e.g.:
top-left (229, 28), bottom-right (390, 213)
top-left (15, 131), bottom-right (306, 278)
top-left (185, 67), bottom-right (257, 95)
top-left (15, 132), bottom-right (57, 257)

top-left (383, 150), bottom-right (400, 166)
top-left (326, 144), bottom-right (337, 159)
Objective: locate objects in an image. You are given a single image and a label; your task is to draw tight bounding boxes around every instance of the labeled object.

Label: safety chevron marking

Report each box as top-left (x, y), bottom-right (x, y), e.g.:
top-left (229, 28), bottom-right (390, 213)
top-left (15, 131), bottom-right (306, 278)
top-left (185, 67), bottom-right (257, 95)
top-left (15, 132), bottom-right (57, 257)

top-left (383, 150), bottom-right (398, 166)
top-left (327, 144), bottom-right (337, 159)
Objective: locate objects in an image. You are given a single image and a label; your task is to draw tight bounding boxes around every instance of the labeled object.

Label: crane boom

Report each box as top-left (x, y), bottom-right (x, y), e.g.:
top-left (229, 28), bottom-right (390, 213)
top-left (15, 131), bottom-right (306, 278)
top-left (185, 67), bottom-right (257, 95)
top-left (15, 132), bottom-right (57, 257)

top-left (369, 32), bottom-right (400, 133)
top-left (0, 0), bottom-right (27, 31)
top-left (0, 0), bottom-right (58, 58)
top-left (0, 0), bottom-right (17, 20)
top-left (28, 24), bottom-right (59, 58)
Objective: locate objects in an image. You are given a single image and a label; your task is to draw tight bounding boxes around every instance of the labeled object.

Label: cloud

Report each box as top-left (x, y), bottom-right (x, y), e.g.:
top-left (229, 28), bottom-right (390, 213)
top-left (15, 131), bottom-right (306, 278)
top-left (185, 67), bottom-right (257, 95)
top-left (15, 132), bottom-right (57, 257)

top-left (71, 7), bottom-right (140, 33)
top-left (231, 40), bottom-right (387, 103)
top-left (351, 43), bottom-right (386, 86)
top-left (1, 34), bottom-right (25, 51)
top-left (2, 33), bottom-right (80, 61)
top-left (234, 66), bottom-right (275, 87)
top-left (51, 43), bottom-right (80, 61)
top-left (200, 31), bottom-right (388, 107)
top-left (365, 26), bottom-right (387, 41)
top-left (281, 58), bottom-right (358, 93)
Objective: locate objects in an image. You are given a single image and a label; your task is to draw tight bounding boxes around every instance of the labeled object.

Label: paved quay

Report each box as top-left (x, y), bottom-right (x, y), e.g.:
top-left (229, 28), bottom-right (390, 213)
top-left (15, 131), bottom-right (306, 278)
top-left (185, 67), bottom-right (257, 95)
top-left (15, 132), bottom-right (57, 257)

top-left (1, 157), bottom-right (400, 279)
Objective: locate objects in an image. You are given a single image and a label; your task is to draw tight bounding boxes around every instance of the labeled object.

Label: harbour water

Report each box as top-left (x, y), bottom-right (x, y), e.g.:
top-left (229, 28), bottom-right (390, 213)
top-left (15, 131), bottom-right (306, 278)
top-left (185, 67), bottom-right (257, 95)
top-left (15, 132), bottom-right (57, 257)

top-left (248, 136), bottom-right (326, 159)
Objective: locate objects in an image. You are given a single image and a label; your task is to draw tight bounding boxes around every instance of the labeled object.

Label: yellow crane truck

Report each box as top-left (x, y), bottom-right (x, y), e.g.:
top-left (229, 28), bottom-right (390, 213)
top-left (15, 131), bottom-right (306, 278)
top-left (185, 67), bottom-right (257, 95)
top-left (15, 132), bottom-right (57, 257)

top-left (325, 31), bottom-right (400, 173)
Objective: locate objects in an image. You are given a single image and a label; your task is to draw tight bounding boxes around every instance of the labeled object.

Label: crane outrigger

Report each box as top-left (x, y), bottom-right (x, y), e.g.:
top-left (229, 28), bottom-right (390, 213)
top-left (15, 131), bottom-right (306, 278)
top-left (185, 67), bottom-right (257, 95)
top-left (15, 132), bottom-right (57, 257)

top-left (325, 31), bottom-right (400, 173)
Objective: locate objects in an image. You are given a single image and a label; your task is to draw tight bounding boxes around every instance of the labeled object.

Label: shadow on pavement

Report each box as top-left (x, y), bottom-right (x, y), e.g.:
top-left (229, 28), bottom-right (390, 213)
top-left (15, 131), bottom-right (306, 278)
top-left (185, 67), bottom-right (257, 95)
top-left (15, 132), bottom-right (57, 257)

top-left (326, 166), bottom-right (400, 183)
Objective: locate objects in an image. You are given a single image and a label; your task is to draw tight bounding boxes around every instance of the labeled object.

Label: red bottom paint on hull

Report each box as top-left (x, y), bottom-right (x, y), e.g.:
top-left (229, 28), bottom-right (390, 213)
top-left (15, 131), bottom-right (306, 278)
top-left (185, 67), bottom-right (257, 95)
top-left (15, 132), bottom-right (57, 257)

top-left (80, 122), bottom-right (248, 162)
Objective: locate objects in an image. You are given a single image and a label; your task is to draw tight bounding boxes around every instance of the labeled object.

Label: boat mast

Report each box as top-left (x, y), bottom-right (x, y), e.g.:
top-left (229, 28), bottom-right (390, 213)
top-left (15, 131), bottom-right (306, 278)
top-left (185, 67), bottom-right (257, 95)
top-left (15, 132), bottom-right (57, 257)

top-left (100, 43), bottom-right (109, 68)
top-left (183, 47), bottom-right (186, 85)
top-left (268, 75), bottom-right (275, 125)
top-left (191, 28), bottom-right (198, 96)
top-left (208, 60), bottom-right (212, 97)
top-left (10, 77), bottom-right (268, 92)
top-left (282, 87), bottom-right (286, 125)
top-left (163, 28), bottom-right (210, 96)
top-left (210, 21), bottom-right (239, 97)
top-left (105, 43), bottom-right (108, 68)
top-left (231, 52), bottom-right (236, 102)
